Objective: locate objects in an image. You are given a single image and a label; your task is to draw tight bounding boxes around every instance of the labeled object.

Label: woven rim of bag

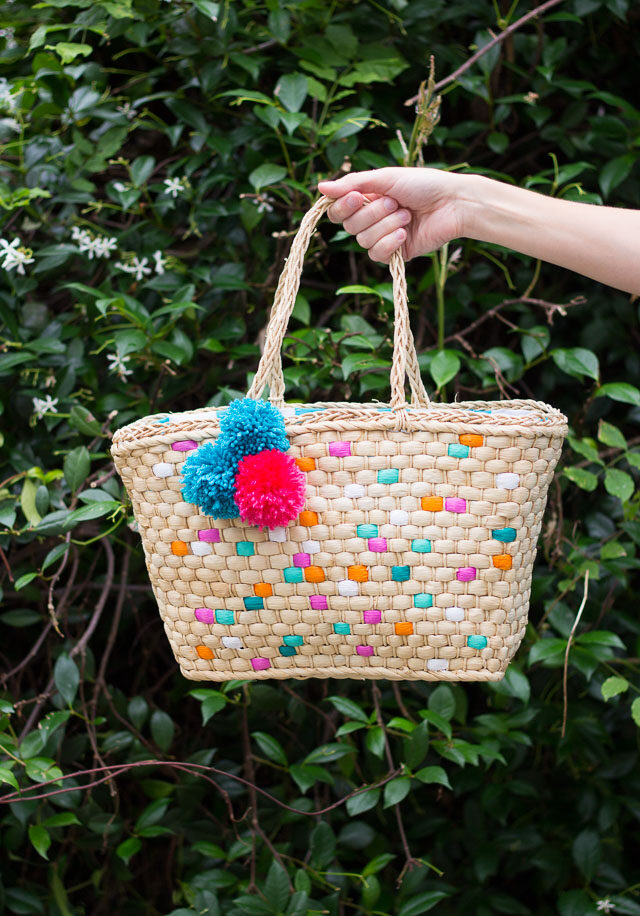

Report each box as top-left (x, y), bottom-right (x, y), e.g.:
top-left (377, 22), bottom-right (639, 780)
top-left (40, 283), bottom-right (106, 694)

top-left (111, 196), bottom-right (568, 682)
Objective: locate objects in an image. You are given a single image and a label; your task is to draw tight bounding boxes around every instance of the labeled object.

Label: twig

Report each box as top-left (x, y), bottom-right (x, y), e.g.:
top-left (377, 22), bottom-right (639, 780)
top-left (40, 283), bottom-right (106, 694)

top-left (561, 569), bottom-right (590, 739)
top-left (404, 0), bottom-right (566, 105)
top-left (1, 622), bottom-right (53, 685)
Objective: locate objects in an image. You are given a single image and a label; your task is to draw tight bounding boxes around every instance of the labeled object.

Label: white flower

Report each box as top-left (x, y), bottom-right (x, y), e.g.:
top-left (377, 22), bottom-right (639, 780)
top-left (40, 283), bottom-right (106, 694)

top-left (114, 260), bottom-right (135, 274)
top-left (597, 901), bottom-right (615, 914)
top-left (1, 117), bottom-right (20, 132)
top-left (163, 177), bottom-right (186, 198)
top-left (0, 28), bottom-right (17, 50)
top-left (116, 102), bottom-right (136, 120)
top-left (254, 193), bottom-right (275, 214)
top-left (130, 256), bottom-right (151, 281)
top-left (0, 237), bottom-right (34, 275)
top-left (93, 236), bottom-right (118, 259)
top-left (107, 353), bottom-right (133, 379)
top-left (32, 395), bottom-right (59, 419)
top-left (152, 250), bottom-right (167, 275)
top-left (113, 181), bottom-right (128, 192)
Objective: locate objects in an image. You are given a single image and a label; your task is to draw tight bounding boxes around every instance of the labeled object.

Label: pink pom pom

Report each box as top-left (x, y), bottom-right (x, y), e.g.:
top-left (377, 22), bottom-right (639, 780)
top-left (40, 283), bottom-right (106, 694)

top-left (235, 450), bottom-right (307, 529)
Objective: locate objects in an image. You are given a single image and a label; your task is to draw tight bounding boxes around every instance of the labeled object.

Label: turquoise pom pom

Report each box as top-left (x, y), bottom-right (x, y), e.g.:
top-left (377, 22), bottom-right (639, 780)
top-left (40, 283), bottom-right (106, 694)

top-left (180, 399), bottom-right (290, 519)
top-left (181, 441), bottom-right (240, 519)
top-left (219, 398), bottom-right (289, 461)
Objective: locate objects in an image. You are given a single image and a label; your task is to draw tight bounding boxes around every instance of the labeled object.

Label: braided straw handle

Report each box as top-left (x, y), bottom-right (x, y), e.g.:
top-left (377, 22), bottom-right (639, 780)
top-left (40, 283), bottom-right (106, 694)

top-left (247, 195), bottom-right (431, 410)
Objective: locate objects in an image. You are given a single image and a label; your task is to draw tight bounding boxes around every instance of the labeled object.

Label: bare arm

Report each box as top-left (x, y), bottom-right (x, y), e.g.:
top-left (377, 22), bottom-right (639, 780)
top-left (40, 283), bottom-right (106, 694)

top-left (317, 167), bottom-right (640, 295)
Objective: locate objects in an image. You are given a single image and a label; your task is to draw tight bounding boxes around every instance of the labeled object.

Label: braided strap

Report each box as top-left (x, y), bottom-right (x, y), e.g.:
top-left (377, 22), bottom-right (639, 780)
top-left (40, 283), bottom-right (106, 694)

top-left (247, 196), bottom-right (431, 410)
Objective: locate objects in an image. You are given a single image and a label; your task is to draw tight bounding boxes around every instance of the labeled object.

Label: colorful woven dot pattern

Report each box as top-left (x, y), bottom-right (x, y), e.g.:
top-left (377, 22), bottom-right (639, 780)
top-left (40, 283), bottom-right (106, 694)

top-left (111, 401), bottom-right (567, 682)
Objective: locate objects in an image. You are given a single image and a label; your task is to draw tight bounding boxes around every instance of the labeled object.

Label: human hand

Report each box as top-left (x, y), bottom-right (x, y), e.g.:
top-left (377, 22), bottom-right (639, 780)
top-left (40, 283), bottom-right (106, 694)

top-left (317, 166), bottom-right (466, 263)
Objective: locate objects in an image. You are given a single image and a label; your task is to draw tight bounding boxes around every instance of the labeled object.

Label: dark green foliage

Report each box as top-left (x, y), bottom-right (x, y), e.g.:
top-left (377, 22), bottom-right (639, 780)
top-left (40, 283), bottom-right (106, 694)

top-left (1, 1), bottom-right (640, 913)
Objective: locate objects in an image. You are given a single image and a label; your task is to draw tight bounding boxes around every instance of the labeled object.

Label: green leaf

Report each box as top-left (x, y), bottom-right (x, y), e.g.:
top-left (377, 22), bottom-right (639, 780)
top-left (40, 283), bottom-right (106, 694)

top-left (251, 731), bottom-right (288, 766)
top-left (601, 676), bottom-right (630, 700)
top-left (552, 347), bottom-right (599, 381)
top-left (54, 653), bottom-right (79, 705)
top-left (604, 468), bottom-right (634, 502)
top-left (346, 787), bottom-right (380, 816)
top-left (417, 709), bottom-right (452, 740)
top-left (383, 776), bottom-right (411, 808)
top-left (428, 685), bottom-right (455, 720)
top-left (20, 479), bottom-right (41, 527)
top-left (116, 836), bottom-right (142, 864)
top-left (365, 725), bottom-right (386, 758)
top-left (528, 638), bottom-right (567, 667)
top-left (135, 798), bottom-right (170, 831)
top-left (188, 689), bottom-right (227, 725)
top-left (430, 350), bottom-right (460, 388)
top-left (63, 501), bottom-right (120, 527)
top-left (598, 420), bottom-right (627, 449)
top-left (63, 446), bottom-right (91, 492)
top-left (563, 467), bottom-right (598, 491)
top-left (28, 824), bottom-right (51, 860)
top-left (0, 766), bottom-right (19, 789)
top-left (326, 695), bottom-right (369, 723)
top-left (414, 766), bottom-right (452, 789)
top-left (264, 861), bottom-right (290, 912)
top-left (397, 891), bottom-right (450, 915)
top-left (362, 853), bottom-right (396, 877)
top-left (487, 131), bottom-right (508, 153)
top-left (69, 405), bottom-right (103, 436)
top-left (15, 572), bottom-right (38, 591)
top-left (303, 743), bottom-right (356, 765)
top-left (567, 435), bottom-right (602, 465)
top-left (150, 710), bottom-right (174, 751)
top-left (631, 697), bottom-right (640, 727)
top-left (309, 821), bottom-right (336, 869)
top-left (249, 163), bottom-right (288, 192)
top-left (595, 382), bottom-right (640, 407)
top-left (45, 42), bottom-right (92, 64)
top-left (599, 153), bottom-right (636, 198)
top-left (43, 812), bottom-right (80, 828)
top-left (274, 73), bottom-right (308, 112)
top-left (572, 828), bottom-right (601, 880)
top-left (128, 696), bottom-right (148, 730)
top-left (41, 542), bottom-right (69, 573)
top-left (130, 155), bottom-right (155, 187)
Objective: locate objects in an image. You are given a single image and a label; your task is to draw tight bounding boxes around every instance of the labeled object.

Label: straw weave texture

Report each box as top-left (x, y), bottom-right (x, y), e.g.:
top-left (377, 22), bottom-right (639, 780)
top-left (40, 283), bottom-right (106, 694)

top-left (111, 196), bottom-right (567, 682)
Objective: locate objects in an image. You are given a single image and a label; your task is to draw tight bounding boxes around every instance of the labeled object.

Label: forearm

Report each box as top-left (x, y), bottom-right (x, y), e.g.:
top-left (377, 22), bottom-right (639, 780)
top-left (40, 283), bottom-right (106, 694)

top-left (460, 174), bottom-right (640, 295)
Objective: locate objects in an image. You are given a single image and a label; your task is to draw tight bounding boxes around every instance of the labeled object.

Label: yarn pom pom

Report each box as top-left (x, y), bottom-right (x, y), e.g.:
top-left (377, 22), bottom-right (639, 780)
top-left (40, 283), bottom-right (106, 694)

top-left (235, 449), bottom-right (306, 529)
top-left (219, 397), bottom-right (289, 462)
top-left (181, 441), bottom-right (240, 519)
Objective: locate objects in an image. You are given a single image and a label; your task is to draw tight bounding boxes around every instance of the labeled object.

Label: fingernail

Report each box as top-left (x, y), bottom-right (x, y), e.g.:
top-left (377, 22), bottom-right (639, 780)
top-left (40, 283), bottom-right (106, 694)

top-left (396, 229), bottom-right (406, 240)
top-left (384, 197), bottom-right (396, 211)
top-left (347, 193), bottom-right (359, 208)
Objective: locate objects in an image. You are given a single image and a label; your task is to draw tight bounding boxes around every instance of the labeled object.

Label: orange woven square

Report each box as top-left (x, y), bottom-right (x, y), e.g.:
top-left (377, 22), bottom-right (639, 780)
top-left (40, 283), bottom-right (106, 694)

top-left (493, 554), bottom-right (512, 570)
top-left (348, 565), bottom-right (368, 582)
top-left (296, 457), bottom-right (316, 472)
top-left (171, 540), bottom-right (189, 556)
top-left (255, 583), bottom-right (273, 597)
top-left (459, 433), bottom-right (483, 448)
top-left (299, 510), bottom-right (318, 526)
top-left (304, 566), bottom-right (325, 583)
top-left (196, 645), bottom-right (214, 659)
top-left (395, 621), bottom-right (413, 636)
top-left (421, 496), bottom-right (443, 512)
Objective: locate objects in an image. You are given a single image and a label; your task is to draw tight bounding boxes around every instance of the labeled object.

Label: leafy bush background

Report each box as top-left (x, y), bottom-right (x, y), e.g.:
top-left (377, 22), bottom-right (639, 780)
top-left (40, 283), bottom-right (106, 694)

top-left (1, 0), bottom-right (640, 914)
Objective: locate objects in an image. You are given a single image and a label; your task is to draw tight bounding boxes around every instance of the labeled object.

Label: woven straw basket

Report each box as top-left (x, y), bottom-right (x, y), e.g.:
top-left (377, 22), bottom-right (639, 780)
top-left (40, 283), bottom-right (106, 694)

top-left (111, 196), bottom-right (568, 683)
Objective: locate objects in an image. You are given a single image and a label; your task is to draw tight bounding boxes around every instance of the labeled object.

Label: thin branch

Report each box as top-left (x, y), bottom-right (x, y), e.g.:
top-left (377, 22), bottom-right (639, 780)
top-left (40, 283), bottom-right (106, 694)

top-left (404, 0), bottom-right (566, 105)
top-left (561, 569), bottom-right (590, 739)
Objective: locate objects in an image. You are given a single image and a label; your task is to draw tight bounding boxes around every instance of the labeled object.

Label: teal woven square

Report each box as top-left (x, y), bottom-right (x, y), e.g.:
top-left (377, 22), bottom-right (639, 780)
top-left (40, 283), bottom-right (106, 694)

top-left (237, 541), bottom-right (254, 556)
top-left (279, 645), bottom-right (297, 656)
top-left (244, 597), bottom-right (263, 610)
top-left (448, 444), bottom-right (469, 458)
top-left (283, 635), bottom-right (303, 646)
top-left (357, 524), bottom-right (378, 538)
top-left (215, 609), bottom-right (234, 625)
top-left (378, 468), bottom-right (399, 484)
top-left (467, 635), bottom-right (488, 649)
top-left (284, 567), bottom-right (303, 583)
top-left (414, 593), bottom-right (433, 608)
top-left (392, 566), bottom-right (410, 582)
top-left (492, 527), bottom-right (517, 542)
top-left (334, 622), bottom-right (351, 634)
top-left (412, 539), bottom-right (431, 553)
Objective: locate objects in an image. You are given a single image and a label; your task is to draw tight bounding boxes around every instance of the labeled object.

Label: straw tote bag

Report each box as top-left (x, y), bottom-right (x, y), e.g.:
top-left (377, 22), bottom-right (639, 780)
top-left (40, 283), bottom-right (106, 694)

top-left (111, 196), bottom-right (568, 683)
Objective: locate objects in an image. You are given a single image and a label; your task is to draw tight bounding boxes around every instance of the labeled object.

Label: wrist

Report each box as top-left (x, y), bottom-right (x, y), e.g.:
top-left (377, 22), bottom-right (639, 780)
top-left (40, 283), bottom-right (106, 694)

top-left (457, 173), bottom-right (507, 242)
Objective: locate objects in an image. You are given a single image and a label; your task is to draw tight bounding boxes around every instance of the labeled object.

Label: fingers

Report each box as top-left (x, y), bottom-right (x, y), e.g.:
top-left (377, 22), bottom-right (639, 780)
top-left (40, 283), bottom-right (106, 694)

top-left (318, 168), bottom-right (397, 200)
top-left (367, 228), bottom-right (407, 264)
top-left (351, 206), bottom-right (411, 249)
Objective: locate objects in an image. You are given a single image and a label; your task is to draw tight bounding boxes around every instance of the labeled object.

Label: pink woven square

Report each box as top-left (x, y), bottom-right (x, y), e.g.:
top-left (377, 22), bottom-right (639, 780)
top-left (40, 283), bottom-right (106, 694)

top-left (171, 440), bottom-right (198, 451)
top-left (368, 537), bottom-right (387, 552)
top-left (310, 595), bottom-right (328, 610)
top-left (194, 607), bottom-right (214, 624)
top-left (457, 567), bottom-right (477, 582)
top-left (357, 645), bottom-right (374, 656)
top-left (445, 497), bottom-right (466, 513)
top-left (198, 528), bottom-right (221, 543)
top-left (251, 657), bottom-right (271, 671)
top-left (293, 552), bottom-right (310, 567)
top-left (329, 441), bottom-right (351, 457)
top-left (363, 610), bottom-right (381, 624)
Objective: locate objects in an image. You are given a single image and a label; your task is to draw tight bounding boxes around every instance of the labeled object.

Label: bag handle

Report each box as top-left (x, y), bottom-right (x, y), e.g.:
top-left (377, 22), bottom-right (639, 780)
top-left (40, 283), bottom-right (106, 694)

top-left (247, 195), bottom-right (431, 411)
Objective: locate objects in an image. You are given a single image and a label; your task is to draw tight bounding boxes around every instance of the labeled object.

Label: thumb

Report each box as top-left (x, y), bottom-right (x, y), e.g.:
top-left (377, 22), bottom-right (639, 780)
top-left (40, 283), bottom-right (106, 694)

top-left (317, 168), bottom-right (397, 199)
